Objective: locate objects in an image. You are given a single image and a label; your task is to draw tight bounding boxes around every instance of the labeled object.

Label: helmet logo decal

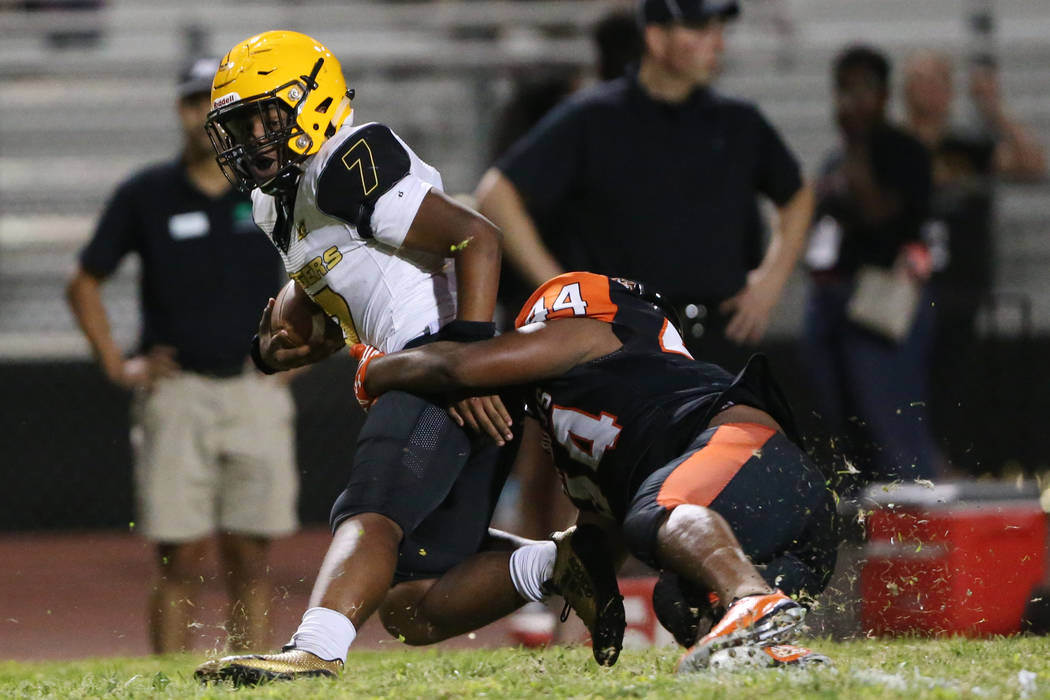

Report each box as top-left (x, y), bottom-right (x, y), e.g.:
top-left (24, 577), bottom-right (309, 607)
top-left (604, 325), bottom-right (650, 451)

top-left (213, 92), bottom-right (240, 109)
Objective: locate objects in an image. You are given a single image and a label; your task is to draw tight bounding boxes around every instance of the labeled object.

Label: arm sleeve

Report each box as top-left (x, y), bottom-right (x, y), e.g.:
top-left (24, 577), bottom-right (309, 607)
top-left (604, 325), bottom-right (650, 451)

top-left (753, 108), bottom-right (804, 206)
top-left (78, 179), bottom-right (139, 277)
top-left (495, 97), bottom-right (588, 216)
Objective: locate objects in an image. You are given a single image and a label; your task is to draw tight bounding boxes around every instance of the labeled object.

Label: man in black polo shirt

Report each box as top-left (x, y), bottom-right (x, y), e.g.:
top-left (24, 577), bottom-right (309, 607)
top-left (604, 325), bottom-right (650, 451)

top-left (66, 58), bottom-right (298, 653)
top-left (476, 0), bottom-right (813, 372)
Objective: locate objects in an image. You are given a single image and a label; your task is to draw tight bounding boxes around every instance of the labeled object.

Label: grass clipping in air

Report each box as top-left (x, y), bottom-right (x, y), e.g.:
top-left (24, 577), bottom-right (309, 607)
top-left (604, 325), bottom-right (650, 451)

top-left (1, 637), bottom-right (1048, 699)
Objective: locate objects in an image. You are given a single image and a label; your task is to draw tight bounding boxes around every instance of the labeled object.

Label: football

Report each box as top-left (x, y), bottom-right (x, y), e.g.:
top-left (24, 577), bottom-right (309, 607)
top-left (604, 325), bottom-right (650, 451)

top-left (272, 279), bottom-right (328, 346)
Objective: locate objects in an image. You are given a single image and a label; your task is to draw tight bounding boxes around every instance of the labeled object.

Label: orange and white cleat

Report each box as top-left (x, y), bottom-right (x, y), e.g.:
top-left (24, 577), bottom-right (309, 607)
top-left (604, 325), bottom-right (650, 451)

top-left (675, 590), bottom-right (804, 673)
top-left (708, 643), bottom-right (832, 671)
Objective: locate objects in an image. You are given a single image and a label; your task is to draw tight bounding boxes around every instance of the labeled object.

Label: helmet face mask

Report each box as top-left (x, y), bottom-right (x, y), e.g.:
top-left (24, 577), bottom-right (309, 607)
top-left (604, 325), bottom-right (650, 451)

top-left (206, 91), bottom-right (308, 195)
top-left (205, 31), bottom-right (354, 196)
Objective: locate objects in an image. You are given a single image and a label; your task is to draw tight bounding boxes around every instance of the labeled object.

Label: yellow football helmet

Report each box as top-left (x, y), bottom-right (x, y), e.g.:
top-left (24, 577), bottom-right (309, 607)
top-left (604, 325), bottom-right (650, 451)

top-left (205, 31), bottom-right (354, 194)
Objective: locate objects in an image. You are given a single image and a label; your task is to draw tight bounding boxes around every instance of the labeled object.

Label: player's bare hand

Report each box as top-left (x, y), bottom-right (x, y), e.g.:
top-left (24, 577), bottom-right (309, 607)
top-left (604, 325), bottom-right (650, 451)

top-left (448, 395), bottom-right (513, 446)
top-left (116, 345), bottom-right (180, 390)
top-left (258, 298), bottom-right (343, 370)
top-left (720, 272), bottom-right (781, 345)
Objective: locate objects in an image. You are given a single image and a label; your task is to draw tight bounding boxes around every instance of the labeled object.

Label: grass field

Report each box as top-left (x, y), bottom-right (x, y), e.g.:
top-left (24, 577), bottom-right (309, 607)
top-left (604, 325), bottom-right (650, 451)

top-left (2, 637), bottom-right (1048, 699)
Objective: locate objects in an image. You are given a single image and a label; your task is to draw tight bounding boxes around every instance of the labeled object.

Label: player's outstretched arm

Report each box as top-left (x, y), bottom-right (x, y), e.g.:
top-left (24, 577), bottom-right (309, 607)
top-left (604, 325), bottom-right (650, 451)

top-left (359, 316), bottom-right (620, 399)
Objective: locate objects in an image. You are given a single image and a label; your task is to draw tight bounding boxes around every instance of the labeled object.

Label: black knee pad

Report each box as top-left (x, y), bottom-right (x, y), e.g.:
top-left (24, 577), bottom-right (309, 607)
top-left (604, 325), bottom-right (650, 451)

top-left (330, 391), bottom-right (471, 534)
top-left (329, 390), bottom-right (516, 584)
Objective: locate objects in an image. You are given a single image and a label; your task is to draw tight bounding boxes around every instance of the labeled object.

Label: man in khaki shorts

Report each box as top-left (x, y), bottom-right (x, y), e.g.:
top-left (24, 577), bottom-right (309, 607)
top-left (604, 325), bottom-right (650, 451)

top-left (66, 57), bottom-right (298, 653)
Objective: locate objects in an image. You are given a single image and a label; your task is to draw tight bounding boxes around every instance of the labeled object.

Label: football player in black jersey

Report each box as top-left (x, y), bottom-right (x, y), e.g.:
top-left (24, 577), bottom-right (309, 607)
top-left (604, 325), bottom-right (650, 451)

top-left (353, 272), bottom-right (839, 670)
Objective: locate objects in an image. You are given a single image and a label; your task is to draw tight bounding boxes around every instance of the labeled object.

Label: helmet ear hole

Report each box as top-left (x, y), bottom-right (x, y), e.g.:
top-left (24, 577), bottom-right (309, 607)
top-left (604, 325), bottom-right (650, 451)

top-left (315, 97), bottom-right (332, 113)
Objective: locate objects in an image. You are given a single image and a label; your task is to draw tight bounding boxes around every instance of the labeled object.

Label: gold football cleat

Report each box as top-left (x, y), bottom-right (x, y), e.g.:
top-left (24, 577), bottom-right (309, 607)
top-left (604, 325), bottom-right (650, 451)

top-left (544, 525), bottom-right (625, 667)
top-left (194, 648), bottom-right (342, 686)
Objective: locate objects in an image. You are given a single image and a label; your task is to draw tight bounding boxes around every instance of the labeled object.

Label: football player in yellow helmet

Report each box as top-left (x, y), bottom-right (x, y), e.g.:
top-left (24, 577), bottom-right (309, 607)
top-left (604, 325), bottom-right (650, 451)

top-left (194, 31), bottom-right (620, 686)
top-left (205, 30), bottom-right (354, 196)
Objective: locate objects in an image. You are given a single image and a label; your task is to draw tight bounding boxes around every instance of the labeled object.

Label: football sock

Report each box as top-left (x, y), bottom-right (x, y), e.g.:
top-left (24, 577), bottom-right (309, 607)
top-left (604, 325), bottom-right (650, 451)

top-left (288, 607), bottom-right (356, 663)
top-left (509, 541), bottom-right (556, 603)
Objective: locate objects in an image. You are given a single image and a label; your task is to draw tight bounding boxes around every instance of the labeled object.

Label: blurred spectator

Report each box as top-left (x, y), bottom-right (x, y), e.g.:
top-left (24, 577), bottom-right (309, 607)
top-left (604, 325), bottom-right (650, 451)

top-left (489, 69), bottom-right (581, 168)
top-left (901, 52), bottom-right (991, 473)
top-left (802, 44), bottom-right (939, 491)
top-left (65, 58), bottom-right (298, 653)
top-left (901, 51), bottom-right (1043, 473)
top-left (487, 67), bottom-right (581, 319)
top-left (483, 6), bottom-right (644, 549)
top-left (903, 51), bottom-right (1045, 183)
top-left (488, 7), bottom-right (642, 318)
top-left (476, 0), bottom-right (813, 376)
top-left (478, 0), bottom-right (812, 576)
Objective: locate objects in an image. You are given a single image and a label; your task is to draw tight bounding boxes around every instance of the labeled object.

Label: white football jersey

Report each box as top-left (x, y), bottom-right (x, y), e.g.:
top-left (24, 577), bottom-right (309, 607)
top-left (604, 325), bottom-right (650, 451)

top-left (252, 121), bottom-right (457, 353)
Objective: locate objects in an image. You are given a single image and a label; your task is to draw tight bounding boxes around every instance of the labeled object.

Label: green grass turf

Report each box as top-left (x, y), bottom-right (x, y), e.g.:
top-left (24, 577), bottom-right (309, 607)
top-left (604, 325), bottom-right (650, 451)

top-left (2, 637), bottom-right (1049, 699)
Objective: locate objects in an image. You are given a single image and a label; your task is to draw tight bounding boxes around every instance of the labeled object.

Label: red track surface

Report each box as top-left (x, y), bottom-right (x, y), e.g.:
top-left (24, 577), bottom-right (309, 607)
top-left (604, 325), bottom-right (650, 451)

top-left (0, 528), bottom-right (520, 661)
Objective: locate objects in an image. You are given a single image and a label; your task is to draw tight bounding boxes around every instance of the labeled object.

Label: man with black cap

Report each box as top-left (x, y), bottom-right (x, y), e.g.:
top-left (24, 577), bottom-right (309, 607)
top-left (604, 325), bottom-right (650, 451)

top-left (66, 57), bottom-right (298, 653)
top-left (476, 0), bottom-right (813, 373)
top-left (476, 0), bottom-right (814, 602)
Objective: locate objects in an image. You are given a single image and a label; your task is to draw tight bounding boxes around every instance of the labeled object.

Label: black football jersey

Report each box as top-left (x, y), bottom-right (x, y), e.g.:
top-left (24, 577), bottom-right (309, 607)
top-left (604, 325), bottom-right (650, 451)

top-left (514, 272), bottom-right (797, 521)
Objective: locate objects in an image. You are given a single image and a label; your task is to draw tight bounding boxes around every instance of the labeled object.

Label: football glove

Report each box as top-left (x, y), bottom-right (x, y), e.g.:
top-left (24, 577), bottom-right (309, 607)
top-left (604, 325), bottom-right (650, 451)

top-left (350, 343), bottom-right (384, 412)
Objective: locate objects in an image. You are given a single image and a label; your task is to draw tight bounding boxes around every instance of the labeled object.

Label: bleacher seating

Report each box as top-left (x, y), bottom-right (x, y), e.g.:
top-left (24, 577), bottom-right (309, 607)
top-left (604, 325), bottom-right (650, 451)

top-left (1, 0), bottom-right (1048, 358)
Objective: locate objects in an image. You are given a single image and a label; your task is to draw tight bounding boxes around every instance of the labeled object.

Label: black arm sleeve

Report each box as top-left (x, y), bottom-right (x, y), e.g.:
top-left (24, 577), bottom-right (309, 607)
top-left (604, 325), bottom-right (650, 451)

top-left (79, 178), bottom-right (140, 277)
top-left (495, 96), bottom-right (588, 216)
top-left (315, 124), bottom-right (411, 238)
top-left (753, 107), bottom-right (804, 206)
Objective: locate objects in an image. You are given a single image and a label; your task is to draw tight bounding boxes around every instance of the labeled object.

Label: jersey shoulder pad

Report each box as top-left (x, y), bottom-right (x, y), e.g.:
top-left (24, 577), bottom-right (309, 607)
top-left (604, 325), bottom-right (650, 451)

top-left (315, 123), bottom-right (411, 237)
top-left (514, 272), bottom-right (618, 328)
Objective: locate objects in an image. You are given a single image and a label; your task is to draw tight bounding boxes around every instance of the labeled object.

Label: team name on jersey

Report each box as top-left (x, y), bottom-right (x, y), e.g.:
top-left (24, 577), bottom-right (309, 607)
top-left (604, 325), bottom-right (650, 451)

top-left (289, 246), bottom-right (343, 288)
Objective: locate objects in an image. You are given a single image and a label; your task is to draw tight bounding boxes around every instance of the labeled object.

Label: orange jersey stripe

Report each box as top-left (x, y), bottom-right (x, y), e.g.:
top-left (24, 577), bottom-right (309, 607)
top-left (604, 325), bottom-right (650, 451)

top-left (656, 423), bottom-right (776, 508)
top-left (515, 272), bottom-right (618, 328)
